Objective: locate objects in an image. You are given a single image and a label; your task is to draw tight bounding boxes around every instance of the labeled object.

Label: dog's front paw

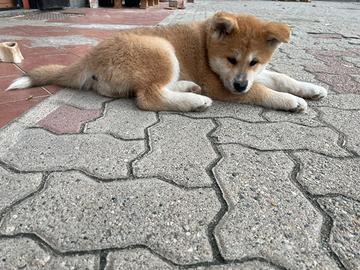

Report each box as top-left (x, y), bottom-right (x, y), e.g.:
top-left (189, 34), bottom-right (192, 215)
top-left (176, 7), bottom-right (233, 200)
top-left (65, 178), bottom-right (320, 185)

top-left (289, 96), bottom-right (308, 112)
top-left (192, 95), bottom-right (213, 112)
top-left (300, 82), bottom-right (328, 100)
top-left (277, 93), bottom-right (308, 113)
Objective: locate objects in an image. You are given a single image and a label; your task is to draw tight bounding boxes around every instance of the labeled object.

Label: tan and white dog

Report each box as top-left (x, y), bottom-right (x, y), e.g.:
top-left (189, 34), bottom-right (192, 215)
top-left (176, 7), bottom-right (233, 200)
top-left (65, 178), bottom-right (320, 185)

top-left (7, 12), bottom-right (327, 112)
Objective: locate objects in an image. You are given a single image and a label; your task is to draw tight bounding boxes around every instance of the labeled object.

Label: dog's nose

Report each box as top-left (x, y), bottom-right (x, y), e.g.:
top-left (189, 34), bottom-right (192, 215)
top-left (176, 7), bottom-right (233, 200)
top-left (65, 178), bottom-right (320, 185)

top-left (233, 80), bottom-right (248, 92)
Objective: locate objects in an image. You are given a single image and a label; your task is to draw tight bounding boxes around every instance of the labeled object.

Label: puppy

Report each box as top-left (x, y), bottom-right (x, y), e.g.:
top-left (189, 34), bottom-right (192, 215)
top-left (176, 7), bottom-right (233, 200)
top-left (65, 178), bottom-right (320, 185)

top-left (7, 12), bottom-right (327, 112)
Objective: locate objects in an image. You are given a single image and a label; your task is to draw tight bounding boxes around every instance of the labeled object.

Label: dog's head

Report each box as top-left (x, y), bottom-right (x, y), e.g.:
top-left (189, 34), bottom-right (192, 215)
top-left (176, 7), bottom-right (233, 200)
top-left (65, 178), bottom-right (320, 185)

top-left (207, 12), bottom-right (290, 94)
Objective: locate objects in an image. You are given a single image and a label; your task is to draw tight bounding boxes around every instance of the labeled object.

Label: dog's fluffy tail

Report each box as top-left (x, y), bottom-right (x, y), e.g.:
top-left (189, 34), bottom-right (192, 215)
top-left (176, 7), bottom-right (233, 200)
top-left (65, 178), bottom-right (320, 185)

top-left (6, 63), bottom-right (85, 91)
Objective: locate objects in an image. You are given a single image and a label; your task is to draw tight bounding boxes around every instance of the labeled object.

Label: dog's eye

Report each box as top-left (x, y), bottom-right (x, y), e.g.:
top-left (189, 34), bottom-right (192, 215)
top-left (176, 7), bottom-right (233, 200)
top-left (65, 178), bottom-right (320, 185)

top-left (249, 59), bottom-right (258, 67)
top-left (227, 57), bottom-right (237, 65)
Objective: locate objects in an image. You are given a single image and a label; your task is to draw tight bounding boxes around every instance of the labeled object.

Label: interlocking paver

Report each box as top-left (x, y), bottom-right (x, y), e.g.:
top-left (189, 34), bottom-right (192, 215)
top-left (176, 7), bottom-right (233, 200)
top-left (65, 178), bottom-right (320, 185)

top-left (183, 101), bottom-right (264, 122)
top-left (85, 99), bottom-right (157, 139)
top-left (318, 197), bottom-right (360, 270)
top-left (314, 73), bottom-right (360, 94)
top-left (38, 105), bottom-right (102, 134)
top-left (105, 249), bottom-right (172, 270)
top-left (55, 89), bottom-right (111, 110)
top-left (105, 248), bottom-right (276, 270)
top-left (213, 119), bottom-right (348, 156)
top-left (105, 249), bottom-right (277, 270)
top-left (295, 152), bottom-right (360, 200)
top-left (0, 238), bottom-right (98, 270)
top-left (0, 171), bottom-right (220, 265)
top-left (263, 108), bottom-right (322, 127)
top-left (195, 262), bottom-right (278, 270)
top-left (0, 129), bottom-right (144, 179)
top-left (0, 167), bottom-right (42, 212)
top-left (133, 114), bottom-right (217, 187)
top-left (319, 107), bottom-right (360, 155)
top-left (315, 94), bottom-right (360, 110)
top-left (214, 145), bottom-right (338, 269)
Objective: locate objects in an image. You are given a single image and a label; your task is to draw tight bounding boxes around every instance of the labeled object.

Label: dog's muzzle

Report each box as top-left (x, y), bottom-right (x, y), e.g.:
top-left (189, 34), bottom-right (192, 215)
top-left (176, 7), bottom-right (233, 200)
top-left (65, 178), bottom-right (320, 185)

top-left (233, 80), bottom-right (248, 92)
top-left (233, 73), bottom-right (248, 92)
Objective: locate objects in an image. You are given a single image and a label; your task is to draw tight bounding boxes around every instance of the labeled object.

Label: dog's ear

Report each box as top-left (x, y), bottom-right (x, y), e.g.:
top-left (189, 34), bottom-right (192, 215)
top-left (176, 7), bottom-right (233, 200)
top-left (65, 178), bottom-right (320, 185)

top-left (210, 12), bottom-right (238, 39)
top-left (265, 22), bottom-right (291, 46)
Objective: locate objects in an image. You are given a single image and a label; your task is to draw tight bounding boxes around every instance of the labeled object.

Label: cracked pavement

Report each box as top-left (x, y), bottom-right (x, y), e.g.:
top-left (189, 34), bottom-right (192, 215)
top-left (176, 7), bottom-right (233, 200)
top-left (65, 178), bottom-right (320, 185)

top-left (0, 1), bottom-right (360, 269)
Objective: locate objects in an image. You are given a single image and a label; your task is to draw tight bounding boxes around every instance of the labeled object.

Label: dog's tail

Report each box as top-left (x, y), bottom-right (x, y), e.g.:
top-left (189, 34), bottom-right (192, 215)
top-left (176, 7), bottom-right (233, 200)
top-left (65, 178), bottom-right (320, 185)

top-left (6, 63), bottom-right (86, 91)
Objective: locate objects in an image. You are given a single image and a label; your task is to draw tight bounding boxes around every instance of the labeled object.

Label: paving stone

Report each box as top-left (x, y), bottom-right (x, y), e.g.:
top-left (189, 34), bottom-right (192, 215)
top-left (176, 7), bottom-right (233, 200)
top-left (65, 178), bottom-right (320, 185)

top-left (314, 94), bottom-right (360, 110)
top-left (0, 129), bottom-right (144, 179)
top-left (295, 152), bottom-right (360, 200)
top-left (0, 171), bottom-right (220, 265)
top-left (343, 57), bottom-right (360, 68)
top-left (263, 108), bottom-right (322, 127)
top-left (305, 60), bottom-right (358, 76)
top-left (37, 105), bottom-right (101, 134)
top-left (105, 249), bottom-right (173, 270)
top-left (213, 145), bottom-right (338, 269)
top-left (85, 100), bottom-right (157, 139)
top-left (352, 75), bottom-right (360, 84)
top-left (318, 197), bottom-right (360, 270)
top-left (54, 89), bottom-right (111, 110)
top-left (195, 262), bottom-right (278, 270)
top-left (0, 238), bottom-right (98, 270)
top-left (314, 73), bottom-right (360, 94)
top-left (213, 119), bottom-right (348, 156)
top-left (319, 107), bottom-right (360, 155)
top-left (105, 248), bottom-right (277, 270)
top-left (182, 101), bottom-right (264, 122)
top-left (133, 114), bottom-right (216, 188)
top-left (0, 167), bottom-right (42, 213)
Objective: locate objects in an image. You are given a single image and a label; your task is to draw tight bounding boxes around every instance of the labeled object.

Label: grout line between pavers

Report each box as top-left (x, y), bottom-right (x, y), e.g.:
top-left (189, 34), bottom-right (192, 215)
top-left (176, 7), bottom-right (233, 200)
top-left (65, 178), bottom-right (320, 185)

top-left (0, 171), bottom-right (49, 225)
top-left (313, 193), bottom-right (360, 205)
top-left (203, 118), bottom-right (227, 264)
top-left (127, 111), bottom-right (160, 178)
top-left (313, 107), bottom-right (359, 157)
top-left (285, 151), bottom-right (347, 270)
top-left (79, 98), bottom-right (115, 134)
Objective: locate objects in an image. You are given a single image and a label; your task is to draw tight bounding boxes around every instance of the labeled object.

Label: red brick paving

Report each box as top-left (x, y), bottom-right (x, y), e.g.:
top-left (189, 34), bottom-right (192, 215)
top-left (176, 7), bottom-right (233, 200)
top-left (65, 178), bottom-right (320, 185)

top-left (37, 105), bottom-right (102, 134)
top-left (0, 4), bottom-right (172, 128)
top-left (315, 73), bottom-right (360, 94)
top-left (0, 96), bottom-right (49, 127)
top-left (306, 49), bottom-right (360, 94)
top-left (0, 75), bottom-right (50, 104)
top-left (49, 6), bottom-right (171, 25)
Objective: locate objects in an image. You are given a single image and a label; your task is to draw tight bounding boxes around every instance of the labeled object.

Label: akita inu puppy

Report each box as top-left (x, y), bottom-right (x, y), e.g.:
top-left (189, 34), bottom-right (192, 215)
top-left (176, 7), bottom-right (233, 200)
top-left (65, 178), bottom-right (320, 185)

top-left (7, 12), bottom-right (327, 112)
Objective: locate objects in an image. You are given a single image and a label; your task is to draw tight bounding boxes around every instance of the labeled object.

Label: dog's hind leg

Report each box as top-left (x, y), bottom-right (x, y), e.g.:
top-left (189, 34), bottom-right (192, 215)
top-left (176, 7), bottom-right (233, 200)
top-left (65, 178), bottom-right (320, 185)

top-left (255, 70), bottom-right (327, 100)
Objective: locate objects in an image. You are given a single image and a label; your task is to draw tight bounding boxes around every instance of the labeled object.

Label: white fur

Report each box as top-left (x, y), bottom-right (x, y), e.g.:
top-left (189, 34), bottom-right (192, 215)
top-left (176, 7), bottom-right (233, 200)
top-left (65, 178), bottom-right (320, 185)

top-left (161, 88), bottom-right (212, 112)
top-left (209, 57), bottom-right (233, 91)
top-left (255, 70), bottom-right (327, 99)
top-left (6, 76), bottom-right (32, 91)
top-left (263, 91), bottom-right (308, 112)
top-left (170, 80), bottom-right (201, 93)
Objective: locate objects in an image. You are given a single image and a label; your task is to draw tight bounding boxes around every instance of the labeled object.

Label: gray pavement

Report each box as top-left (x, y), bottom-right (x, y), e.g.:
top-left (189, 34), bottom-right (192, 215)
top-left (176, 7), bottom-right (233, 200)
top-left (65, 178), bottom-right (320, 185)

top-left (1, 1), bottom-right (360, 269)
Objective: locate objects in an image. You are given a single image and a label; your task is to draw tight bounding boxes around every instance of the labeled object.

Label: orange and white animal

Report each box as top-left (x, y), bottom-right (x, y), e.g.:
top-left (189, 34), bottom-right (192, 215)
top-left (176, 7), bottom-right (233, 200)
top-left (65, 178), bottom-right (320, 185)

top-left (7, 12), bottom-right (327, 112)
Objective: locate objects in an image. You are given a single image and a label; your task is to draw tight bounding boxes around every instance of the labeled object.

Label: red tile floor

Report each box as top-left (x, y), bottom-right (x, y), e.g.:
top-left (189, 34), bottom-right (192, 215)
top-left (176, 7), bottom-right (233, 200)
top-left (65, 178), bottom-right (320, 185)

top-left (0, 4), bottom-right (172, 128)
